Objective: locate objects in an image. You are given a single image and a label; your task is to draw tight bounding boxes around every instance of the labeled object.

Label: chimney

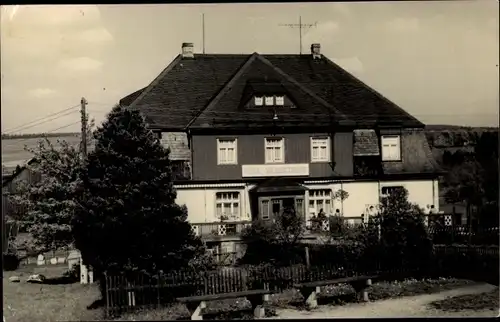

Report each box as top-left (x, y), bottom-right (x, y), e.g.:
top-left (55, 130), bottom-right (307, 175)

top-left (181, 42), bottom-right (194, 59)
top-left (311, 43), bottom-right (321, 59)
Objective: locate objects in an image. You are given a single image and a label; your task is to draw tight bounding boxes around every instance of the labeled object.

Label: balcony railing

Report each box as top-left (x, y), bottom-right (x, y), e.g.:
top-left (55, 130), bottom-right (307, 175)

top-left (191, 221), bottom-right (252, 238)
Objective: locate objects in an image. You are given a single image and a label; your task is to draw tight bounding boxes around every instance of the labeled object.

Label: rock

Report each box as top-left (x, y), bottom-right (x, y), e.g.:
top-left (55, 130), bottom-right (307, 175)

top-left (9, 276), bottom-right (20, 283)
top-left (37, 254), bottom-right (45, 266)
top-left (27, 274), bottom-right (46, 284)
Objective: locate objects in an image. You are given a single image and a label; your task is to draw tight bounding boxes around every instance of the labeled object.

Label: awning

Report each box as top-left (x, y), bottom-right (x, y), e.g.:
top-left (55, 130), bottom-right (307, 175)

top-left (353, 129), bottom-right (380, 156)
top-left (249, 177), bottom-right (308, 194)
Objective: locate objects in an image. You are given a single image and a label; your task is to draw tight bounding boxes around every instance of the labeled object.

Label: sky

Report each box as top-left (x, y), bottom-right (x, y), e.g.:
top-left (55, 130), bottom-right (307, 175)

top-left (1, 2), bottom-right (499, 134)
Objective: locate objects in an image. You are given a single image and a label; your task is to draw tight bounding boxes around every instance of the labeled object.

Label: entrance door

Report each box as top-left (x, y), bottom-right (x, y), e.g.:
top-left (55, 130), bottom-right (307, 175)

top-left (258, 196), bottom-right (304, 221)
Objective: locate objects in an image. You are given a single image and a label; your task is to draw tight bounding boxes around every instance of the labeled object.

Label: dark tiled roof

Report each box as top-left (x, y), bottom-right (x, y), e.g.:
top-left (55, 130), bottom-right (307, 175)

top-left (123, 52), bottom-right (424, 129)
top-left (353, 129), bottom-right (380, 156)
top-left (191, 54), bottom-right (346, 128)
top-left (128, 54), bottom-right (249, 129)
top-left (382, 129), bottom-right (442, 175)
top-left (119, 87), bottom-right (146, 106)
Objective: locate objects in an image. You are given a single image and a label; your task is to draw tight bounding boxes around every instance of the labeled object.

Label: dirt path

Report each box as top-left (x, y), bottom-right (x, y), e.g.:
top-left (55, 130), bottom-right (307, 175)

top-left (267, 284), bottom-right (499, 318)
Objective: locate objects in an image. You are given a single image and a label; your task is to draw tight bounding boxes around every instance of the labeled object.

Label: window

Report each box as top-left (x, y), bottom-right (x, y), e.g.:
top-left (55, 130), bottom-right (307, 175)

top-left (264, 96), bottom-right (274, 106)
top-left (265, 137), bottom-right (284, 163)
top-left (381, 135), bottom-right (401, 161)
top-left (217, 138), bottom-right (237, 165)
top-left (309, 189), bottom-right (332, 216)
top-left (381, 186), bottom-right (404, 197)
top-left (261, 200), bottom-right (270, 220)
top-left (311, 137), bottom-right (330, 162)
top-left (275, 96), bottom-right (284, 106)
top-left (215, 192), bottom-right (240, 220)
top-left (254, 96), bottom-right (263, 106)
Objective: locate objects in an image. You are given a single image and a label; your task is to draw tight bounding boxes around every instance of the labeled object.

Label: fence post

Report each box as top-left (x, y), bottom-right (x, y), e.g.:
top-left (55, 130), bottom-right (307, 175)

top-left (305, 246), bottom-right (311, 269)
top-left (104, 272), bottom-right (110, 318)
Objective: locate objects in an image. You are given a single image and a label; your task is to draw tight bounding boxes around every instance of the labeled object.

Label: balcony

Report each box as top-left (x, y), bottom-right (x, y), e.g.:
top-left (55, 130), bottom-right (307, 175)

top-left (191, 221), bottom-right (252, 241)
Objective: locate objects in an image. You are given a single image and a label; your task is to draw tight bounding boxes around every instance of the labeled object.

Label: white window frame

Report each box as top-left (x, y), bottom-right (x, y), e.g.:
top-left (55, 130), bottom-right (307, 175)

top-left (264, 96), bottom-right (274, 106)
top-left (254, 96), bottom-right (263, 106)
top-left (275, 96), bottom-right (284, 106)
top-left (381, 135), bottom-right (401, 161)
top-left (217, 138), bottom-right (238, 165)
top-left (310, 137), bottom-right (331, 162)
top-left (308, 189), bottom-right (333, 216)
top-left (215, 192), bottom-right (241, 220)
top-left (265, 137), bottom-right (285, 163)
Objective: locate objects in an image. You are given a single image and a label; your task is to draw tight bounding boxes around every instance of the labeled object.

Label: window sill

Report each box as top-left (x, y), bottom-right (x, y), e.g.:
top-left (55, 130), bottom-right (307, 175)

top-left (264, 161), bottom-right (285, 164)
top-left (310, 159), bottom-right (330, 163)
top-left (381, 159), bottom-right (402, 163)
top-left (217, 163), bottom-right (238, 166)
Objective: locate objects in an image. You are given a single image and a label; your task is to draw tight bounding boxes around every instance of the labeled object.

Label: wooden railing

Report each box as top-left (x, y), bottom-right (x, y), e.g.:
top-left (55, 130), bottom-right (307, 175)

top-left (191, 221), bottom-right (252, 238)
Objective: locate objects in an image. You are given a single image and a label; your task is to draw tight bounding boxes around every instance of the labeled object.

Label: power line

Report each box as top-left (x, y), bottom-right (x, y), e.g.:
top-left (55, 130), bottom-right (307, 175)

top-left (2, 109), bottom-right (79, 135)
top-left (2, 104), bottom-right (80, 134)
top-left (46, 121), bottom-right (81, 133)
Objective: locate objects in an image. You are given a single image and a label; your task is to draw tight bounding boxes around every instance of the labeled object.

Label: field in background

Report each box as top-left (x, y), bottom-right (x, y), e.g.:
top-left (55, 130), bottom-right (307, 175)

top-left (2, 134), bottom-right (87, 173)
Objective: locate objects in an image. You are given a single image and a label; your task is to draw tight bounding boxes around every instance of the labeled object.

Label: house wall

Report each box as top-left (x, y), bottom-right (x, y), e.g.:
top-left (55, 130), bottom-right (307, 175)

top-left (176, 186), bottom-right (252, 223)
top-left (191, 132), bottom-right (353, 180)
top-left (175, 178), bottom-right (438, 224)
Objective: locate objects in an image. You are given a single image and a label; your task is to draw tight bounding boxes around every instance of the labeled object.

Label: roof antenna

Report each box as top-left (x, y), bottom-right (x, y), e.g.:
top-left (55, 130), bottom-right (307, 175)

top-left (278, 16), bottom-right (318, 54)
top-left (202, 13), bottom-right (206, 54)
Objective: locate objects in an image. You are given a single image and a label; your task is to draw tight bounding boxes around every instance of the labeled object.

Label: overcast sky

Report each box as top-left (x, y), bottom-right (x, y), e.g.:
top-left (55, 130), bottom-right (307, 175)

top-left (1, 2), bottom-right (498, 134)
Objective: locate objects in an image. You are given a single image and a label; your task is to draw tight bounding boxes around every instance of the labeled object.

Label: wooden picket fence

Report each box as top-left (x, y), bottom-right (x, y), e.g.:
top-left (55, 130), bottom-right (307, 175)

top-left (104, 244), bottom-right (498, 316)
top-left (104, 259), bottom-right (411, 316)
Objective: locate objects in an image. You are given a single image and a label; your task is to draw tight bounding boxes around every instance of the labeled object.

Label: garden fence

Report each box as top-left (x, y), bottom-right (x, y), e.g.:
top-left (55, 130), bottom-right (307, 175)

top-left (104, 244), bottom-right (498, 316)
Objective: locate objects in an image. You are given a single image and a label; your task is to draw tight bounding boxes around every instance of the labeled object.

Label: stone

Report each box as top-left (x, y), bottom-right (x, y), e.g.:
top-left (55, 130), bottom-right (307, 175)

top-left (27, 274), bottom-right (46, 284)
top-left (9, 276), bottom-right (20, 283)
top-left (37, 254), bottom-right (45, 266)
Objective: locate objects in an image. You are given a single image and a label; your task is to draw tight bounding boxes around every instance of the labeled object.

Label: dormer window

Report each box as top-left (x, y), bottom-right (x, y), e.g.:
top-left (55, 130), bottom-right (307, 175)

top-left (255, 96), bottom-right (263, 106)
top-left (264, 96), bottom-right (274, 106)
top-left (275, 96), bottom-right (284, 106)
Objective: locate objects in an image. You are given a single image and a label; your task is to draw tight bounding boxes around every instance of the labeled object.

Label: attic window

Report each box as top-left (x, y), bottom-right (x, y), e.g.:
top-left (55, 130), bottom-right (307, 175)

top-left (264, 96), bottom-right (274, 106)
top-left (255, 96), bottom-right (263, 106)
top-left (275, 96), bottom-right (284, 106)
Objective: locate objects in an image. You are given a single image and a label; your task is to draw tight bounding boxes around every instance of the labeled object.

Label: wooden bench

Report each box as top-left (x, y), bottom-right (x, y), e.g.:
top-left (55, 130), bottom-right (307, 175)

top-left (177, 289), bottom-right (272, 320)
top-left (294, 275), bottom-right (377, 309)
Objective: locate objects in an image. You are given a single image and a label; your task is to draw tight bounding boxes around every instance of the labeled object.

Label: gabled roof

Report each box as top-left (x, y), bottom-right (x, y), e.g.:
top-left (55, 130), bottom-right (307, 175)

top-left (190, 54), bottom-right (347, 129)
top-left (123, 51), bottom-right (424, 130)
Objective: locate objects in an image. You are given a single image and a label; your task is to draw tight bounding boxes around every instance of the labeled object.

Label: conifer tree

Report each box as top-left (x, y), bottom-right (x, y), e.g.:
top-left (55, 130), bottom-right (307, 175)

top-left (72, 105), bottom-right (203, 276)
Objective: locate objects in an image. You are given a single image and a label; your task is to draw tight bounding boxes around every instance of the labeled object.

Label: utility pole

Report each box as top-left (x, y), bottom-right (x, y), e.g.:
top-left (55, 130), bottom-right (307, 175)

top-left (278, 16), bottom-right (317, 54)
top-left (80, 97), bottom-right (88, 157)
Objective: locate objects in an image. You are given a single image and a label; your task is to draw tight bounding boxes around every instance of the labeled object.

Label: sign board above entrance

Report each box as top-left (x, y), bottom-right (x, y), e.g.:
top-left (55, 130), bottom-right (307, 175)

top-left (242, 164), bottom-right (309, 178)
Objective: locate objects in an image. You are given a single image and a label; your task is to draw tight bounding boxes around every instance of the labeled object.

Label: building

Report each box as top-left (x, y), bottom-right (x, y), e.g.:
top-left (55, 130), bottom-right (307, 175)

top-left (119, 42), bottom-right (442, 258)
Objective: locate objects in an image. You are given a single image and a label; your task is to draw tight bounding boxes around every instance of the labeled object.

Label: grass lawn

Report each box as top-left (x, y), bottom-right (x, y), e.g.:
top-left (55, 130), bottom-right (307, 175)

top-left (3, 265), bottom-right (103, 322)
top-left (428, 287), bottom-right (499, 312)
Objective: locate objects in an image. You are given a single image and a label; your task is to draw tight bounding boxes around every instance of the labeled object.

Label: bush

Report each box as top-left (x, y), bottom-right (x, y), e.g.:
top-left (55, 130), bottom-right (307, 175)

top-left (240, 208), bottom-right (305, 266)
top-left (379, 187), bottom-right (433, 271)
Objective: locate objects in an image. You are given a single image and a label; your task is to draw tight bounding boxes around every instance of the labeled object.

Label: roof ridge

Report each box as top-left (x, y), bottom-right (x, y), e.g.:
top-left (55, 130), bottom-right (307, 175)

top-left (186, 53), bottom-right (259, 129)
top-left (128, 55), bottom-right (182, 109)
top-left (322, 55), bottom-right (423, 127)
top-left (255, 55), bottom-right (348, 121)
